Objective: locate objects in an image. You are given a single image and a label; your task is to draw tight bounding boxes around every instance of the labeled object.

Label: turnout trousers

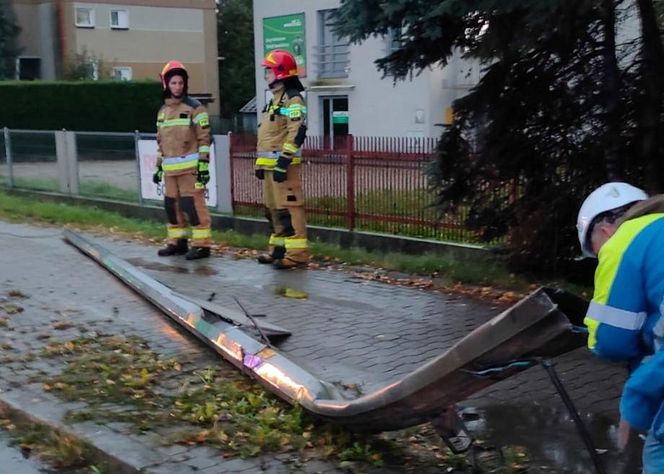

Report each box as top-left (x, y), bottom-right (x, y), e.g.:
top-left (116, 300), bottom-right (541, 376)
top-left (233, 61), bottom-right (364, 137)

top-left (163, 172), bottom-right (212, 248)
top-left (262, 166), bottom-right (308, 264)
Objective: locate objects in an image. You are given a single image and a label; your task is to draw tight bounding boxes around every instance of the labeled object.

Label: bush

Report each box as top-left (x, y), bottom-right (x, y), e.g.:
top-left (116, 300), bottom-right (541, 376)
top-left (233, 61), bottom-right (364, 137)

top-left (0, 81), bottom-right (162, 132)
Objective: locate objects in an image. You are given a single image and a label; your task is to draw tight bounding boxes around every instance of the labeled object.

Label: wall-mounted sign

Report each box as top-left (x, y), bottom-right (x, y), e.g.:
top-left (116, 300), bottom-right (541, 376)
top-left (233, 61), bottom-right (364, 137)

top-left (263, 13), bottom-right (306, 77)
top-left (138, 140), bottom-right (217, 206)
top-left (332, 111), bottom-right (349, 124)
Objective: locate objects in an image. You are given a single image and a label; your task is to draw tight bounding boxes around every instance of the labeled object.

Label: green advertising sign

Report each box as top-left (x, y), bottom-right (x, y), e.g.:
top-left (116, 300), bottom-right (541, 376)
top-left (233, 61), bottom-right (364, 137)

top-left (332, 111), bottom-right (349, 124)
top-left (263, 13), bottom-right (306, 77)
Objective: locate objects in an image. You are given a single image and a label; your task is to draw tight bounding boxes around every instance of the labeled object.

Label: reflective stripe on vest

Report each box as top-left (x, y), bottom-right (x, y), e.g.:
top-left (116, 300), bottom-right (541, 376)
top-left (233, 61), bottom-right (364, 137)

top-left (586, 301), bottom-right (647, 330)
top-left (162, 153), bottom-right (199, 172)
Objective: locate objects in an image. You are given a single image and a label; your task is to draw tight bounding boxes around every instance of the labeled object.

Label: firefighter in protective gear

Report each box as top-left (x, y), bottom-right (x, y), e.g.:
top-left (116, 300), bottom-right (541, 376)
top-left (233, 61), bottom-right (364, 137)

top-left (577, 182), bottom-right (664, 472)
top-left (255, 50), bottom-right (308, 269)
top-left (153, 60), bottom-right (213, 260)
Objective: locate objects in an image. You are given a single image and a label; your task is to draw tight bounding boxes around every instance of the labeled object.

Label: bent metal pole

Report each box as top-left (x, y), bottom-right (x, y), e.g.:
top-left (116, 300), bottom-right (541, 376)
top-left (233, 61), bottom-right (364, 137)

top-left (63, 229), bottom-right (587, 433)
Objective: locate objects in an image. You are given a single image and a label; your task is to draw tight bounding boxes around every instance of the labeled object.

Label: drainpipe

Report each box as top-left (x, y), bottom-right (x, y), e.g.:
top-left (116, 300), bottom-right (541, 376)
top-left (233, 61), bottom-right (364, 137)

top-left (55, 0), bottom-right (66, 76)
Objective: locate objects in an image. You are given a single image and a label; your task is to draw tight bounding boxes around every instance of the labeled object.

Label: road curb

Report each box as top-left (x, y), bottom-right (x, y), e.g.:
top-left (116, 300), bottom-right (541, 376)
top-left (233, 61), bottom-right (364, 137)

top-left (0, 388), bottom-right (150, 474)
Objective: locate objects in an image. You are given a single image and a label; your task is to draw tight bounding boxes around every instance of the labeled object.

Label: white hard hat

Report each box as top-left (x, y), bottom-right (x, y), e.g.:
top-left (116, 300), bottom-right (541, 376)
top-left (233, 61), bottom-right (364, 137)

top-left (577, 182), bottom-right (648, 258)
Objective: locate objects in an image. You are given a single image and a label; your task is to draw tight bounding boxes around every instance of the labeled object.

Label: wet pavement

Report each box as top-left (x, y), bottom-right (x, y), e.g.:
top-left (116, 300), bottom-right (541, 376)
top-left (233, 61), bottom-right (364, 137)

top-left (0, 220), bottom-right (642, 472)
top-left (120, 250), bottom-right (498, 396)
top-left (470, 404), bottom-right (643, 474)
top-left (0, 430), bottom-right (52, 473)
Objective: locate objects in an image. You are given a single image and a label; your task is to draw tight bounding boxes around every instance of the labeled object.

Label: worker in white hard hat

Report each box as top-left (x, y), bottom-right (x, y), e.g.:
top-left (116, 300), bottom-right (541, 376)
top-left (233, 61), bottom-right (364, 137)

top-left (577, 182), bottom-right (664, 473)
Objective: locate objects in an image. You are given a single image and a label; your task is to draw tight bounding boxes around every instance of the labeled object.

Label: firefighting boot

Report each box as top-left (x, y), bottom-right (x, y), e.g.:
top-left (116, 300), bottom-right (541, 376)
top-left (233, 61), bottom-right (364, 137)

top-left (256, 254), bottom-right (274, 264)
top-left (257, 246), bottom-right (285, 264)
top-left (185, 247), bottom-right (211, 260)
top-left (273, 257), bottom-right (307, 270)
top-left (157, 239), bottom-right (188, 257)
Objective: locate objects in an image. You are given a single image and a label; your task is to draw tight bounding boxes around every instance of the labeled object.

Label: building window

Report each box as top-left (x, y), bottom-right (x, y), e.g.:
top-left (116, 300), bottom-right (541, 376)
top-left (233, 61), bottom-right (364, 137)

top-left (16, 57), bottom-right (41, 80)
top-left (317, 9), bottom-right (349, 79)
top-left (110, 9), bottom-right (129, 29)
top-left (75, 7), bottom-right (95, 28)
top-left (112, 67), bottom-right (132, 81)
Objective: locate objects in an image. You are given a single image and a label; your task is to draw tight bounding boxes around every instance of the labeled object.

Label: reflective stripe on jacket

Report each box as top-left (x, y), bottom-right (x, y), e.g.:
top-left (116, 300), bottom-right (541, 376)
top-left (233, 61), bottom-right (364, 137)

top-left (162, 152), bottom-right (199, 172)
top-left (255, 150), bottom-right (302, 169)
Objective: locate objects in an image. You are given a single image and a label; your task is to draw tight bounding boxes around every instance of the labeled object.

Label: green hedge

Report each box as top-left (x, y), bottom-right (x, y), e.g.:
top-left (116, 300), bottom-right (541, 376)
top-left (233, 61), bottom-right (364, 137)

top-left (0, 80), bottom-right (163, 132)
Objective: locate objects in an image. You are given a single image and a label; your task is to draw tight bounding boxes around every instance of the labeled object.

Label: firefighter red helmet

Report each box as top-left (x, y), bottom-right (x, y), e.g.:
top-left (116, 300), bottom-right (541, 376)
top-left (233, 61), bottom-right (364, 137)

top-left (261, 50), bottom-right (298, 80)
top-left (160, 60), bottom-right (188, 90)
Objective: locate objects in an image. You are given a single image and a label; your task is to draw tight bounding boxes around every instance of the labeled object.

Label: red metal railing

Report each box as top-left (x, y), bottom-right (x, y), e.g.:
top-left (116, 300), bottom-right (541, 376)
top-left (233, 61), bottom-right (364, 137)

top-left (230, 134), bottom-right (499, 244)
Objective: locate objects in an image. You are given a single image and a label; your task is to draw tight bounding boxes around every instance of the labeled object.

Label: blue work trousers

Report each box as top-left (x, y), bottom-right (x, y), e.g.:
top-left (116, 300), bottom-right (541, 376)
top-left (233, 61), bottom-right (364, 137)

top-left (643, 431), bottom-right (664, 474)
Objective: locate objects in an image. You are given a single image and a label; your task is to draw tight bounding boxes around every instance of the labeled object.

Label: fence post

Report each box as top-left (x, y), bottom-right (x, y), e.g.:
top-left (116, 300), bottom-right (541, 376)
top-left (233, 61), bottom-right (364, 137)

top-left (66, 131), bottom-right (79, 194)
top-left (346, 134), bottom-right (355, 231)
top-left (55, 129), bottom-right (78, 194)
top-left (134, 130), bottom-right (143, 206)
top-left (3, 127), bottom-right (14, 188)
top-left (214, 133), bottom-right (233, 214)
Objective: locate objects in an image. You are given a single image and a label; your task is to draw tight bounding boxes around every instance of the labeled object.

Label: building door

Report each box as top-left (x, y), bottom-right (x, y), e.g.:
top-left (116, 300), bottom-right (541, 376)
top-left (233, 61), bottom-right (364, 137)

top-left (322, 96), bottom-right (348, 149)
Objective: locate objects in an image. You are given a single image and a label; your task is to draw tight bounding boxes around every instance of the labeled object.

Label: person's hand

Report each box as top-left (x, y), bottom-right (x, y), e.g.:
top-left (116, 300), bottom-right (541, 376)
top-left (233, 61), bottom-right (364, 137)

top-left (197, 160), bottom-right (210, 185)
top-left (152, 165), bottom-right (163, 184)
top-left (255, 169), bottom-right (265, 180)
top-left (618, 417), bottom-right (632, 451)
top-left (272, 156), bottom-right (290, 183)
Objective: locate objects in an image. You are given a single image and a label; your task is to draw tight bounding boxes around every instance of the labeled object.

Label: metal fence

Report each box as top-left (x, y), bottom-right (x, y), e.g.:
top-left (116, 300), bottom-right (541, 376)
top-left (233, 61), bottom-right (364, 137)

top-left (231, 134), bottom-right (504, 243)
top-left (0, 128), bottom-right (506, 245)
top-left (0, 128), bottom-right (142, 201)
top-left (3, 129), bottom-right (58, 193)
top-left (76, 131), bottom-right (139, 201)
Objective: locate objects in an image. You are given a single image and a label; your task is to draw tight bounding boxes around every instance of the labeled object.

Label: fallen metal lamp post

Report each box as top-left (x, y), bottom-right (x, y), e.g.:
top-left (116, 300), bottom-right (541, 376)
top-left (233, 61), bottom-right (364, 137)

top-left (64, 230), bottom-right (602, 473)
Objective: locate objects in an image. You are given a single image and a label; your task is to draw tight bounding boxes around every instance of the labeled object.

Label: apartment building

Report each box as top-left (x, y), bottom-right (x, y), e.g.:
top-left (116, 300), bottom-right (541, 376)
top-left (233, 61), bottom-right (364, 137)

top-left (253, 0), bottom-right (481, 140)
top-left (11, 0), bottom-right (219, 114)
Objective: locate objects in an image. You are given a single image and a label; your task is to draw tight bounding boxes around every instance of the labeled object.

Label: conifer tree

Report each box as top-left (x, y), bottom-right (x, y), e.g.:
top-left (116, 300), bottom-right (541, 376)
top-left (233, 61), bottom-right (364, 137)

top-left (335, 0), bottom-right (664, 274)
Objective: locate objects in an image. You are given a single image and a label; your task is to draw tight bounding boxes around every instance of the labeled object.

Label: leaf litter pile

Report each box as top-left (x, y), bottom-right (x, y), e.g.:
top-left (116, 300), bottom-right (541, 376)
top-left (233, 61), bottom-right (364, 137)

top-left (33, 334), bottom-right (531, 473)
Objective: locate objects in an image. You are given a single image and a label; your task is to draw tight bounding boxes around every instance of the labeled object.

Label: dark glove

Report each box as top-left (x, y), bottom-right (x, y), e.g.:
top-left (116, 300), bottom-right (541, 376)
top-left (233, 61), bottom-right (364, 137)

top-left (272, 156), bottom-right (290, 183)
top-left (196, 160), bottom-right (210, 185)
top-left (255, 169), bottom-right (265, 180)
top-left (152, 165), bottom-right (163, 184)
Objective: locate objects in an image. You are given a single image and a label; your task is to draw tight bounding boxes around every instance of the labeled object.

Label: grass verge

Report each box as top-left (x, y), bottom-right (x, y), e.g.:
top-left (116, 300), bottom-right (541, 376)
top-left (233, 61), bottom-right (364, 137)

top-left (0, 189), bottom-right (576, 295)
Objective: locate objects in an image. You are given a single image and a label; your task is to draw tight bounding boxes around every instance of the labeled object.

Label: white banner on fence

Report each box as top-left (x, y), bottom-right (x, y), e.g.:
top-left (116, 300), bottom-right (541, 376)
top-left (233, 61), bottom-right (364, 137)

top-left (138, 139), bottom-right (217, 207)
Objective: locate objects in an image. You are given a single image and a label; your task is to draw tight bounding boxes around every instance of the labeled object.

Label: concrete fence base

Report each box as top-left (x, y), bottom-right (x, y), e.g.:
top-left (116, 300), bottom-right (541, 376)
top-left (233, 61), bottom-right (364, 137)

top-left (6, 187), bottom-right (494, 264)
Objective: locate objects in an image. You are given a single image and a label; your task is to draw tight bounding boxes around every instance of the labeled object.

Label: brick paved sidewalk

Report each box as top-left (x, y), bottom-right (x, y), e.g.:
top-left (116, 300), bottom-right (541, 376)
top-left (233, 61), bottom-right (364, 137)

top-left (0, 220), bottom-right (638, 473)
